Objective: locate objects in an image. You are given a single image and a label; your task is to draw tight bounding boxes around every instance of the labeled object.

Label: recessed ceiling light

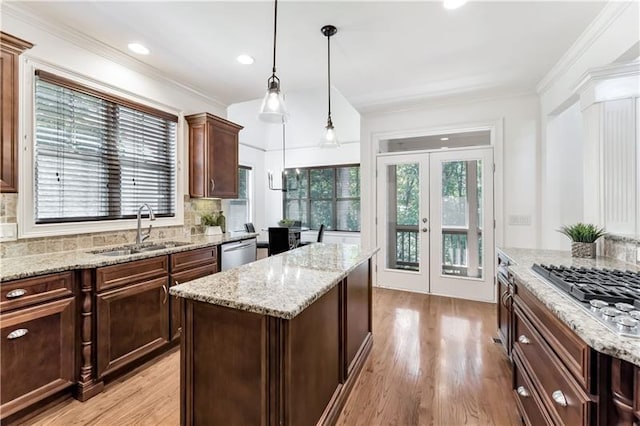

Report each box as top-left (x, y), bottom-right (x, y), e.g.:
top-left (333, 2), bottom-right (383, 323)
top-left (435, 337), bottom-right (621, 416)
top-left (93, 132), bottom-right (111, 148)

top-left (236, 54), bottom-right (255, 65)
top-left (440, 137), bottom-right (450, 141)
top-left (443, 0), bottom-right (467, 10)
top-left (128, 42), bottom-right (149, 55)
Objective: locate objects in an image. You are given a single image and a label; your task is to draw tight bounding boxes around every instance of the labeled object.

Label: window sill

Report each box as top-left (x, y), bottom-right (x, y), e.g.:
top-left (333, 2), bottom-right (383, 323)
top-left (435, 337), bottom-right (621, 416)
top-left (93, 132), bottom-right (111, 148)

top-left (18, 216), bottom-right (184, 239)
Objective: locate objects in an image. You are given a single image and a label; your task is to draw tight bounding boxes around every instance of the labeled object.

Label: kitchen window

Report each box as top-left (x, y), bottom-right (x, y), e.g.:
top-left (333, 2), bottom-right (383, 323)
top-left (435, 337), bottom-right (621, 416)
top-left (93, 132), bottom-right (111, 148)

top-left (283, 165), bottom-right (360, 231)
top-left (224, 166), bottom-right (252, 232)
top-left (33, 70), bottom-right (177, 224)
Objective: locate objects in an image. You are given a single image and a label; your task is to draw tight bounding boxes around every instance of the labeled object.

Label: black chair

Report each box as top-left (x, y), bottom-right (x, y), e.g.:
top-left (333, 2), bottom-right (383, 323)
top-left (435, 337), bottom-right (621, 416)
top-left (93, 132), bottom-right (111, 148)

top-left (300, 224), bottom-right (325, 246)
top-left (244, 223), bottom-right (269, 250)
top-left (268, 227), bottom-right (290, 256)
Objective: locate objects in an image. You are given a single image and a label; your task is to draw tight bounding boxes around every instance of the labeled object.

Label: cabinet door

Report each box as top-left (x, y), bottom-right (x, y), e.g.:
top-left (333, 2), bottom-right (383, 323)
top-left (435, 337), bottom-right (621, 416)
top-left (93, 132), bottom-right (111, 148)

top-left (170, 264), bottom-right (217, 341)
top-left (344, 260), bottom-right (372, 378)
top-left (0, 297), bottom-right (75, 419)
top-left (208, 122), bottom-right (238, 198)
top-left (96, 277), bottom-right (170, 378)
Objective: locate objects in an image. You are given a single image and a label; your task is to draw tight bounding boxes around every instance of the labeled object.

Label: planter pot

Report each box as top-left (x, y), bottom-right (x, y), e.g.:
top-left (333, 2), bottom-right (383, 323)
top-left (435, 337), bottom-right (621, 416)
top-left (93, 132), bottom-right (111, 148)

top-left (205, 226), bottom-right (223, 236)
top-left (571, 242), bottom-right (596, 258)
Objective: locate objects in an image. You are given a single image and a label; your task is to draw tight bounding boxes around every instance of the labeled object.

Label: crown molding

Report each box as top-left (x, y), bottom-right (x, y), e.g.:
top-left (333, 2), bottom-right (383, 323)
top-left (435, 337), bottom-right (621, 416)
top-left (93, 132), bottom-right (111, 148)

top-left (2, 3), bottom-right (228, 110)
top-left (356, 89), bottom-right (537, 117)
top-left (573, 59), bottom-right (640, 94)
top-left (536, 1), bottom-right (633, 95)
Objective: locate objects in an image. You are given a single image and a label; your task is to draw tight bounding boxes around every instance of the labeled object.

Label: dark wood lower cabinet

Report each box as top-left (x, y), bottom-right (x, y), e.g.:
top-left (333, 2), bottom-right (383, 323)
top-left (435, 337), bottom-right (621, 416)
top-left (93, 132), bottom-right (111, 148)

top-left (0, 297), bottom-right (75, 419)
top-left (181, 260), bottom-right (373, 426)
top-left (96, 276), bottom-right (170, 378)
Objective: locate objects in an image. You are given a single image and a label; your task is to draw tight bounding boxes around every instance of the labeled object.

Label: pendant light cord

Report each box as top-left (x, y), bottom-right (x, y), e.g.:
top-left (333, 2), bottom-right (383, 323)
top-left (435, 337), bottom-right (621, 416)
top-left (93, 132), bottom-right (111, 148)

top-left (327, 32), bottom-right (331, 119)
top-left (272, 0), bottom-right (278, 75)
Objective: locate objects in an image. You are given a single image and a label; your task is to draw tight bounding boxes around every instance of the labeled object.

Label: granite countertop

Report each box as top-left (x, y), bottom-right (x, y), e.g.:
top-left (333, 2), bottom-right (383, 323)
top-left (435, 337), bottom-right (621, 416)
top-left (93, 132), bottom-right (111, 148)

top-left (498, 247), bottom-right (640, 367)
top-left (0, 232), bottom-right (258, 282)
top-left (170, 243), bottom-right (378, 320)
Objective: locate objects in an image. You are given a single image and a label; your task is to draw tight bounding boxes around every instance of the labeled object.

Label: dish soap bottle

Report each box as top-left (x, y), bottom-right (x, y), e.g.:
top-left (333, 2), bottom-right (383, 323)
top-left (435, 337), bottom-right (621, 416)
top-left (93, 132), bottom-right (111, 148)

top-left (217, 211), bottom-right (226, 233)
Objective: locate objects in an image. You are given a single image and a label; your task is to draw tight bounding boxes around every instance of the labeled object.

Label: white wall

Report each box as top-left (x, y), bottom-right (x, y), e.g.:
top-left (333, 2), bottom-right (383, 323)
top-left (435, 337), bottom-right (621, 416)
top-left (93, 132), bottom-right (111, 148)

top-left (542, 102), bottom-right (584, 249)
top-left (360, 94), bottom-right (540, 251)
top-left (228, 87), bottom-right (362, 245)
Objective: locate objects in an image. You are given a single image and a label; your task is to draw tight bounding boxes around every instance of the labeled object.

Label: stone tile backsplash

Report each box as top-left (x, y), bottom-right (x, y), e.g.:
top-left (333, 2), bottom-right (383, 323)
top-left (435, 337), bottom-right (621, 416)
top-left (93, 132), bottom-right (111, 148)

top-left (0, 195), bottom-right (221, 258)
top-left (603, 234), bottom-right (640, 266)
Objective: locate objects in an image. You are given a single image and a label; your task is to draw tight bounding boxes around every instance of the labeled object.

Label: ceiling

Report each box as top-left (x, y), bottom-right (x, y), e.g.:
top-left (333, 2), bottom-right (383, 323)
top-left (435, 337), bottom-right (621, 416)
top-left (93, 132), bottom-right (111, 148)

top-left (9, 1), bottom-right (606, 112)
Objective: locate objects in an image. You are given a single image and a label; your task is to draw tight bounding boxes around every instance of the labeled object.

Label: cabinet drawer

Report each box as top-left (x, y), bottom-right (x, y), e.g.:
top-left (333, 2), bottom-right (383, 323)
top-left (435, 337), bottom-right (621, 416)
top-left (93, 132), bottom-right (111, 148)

top-left (170, 247), bottom-right (217, 274)
top-left (1, 272), bottom-right (73, 312)
top-left (0, 297), bottom-right (75, 418)
top-left (96, 256), bottom-right (168, 291)
top-left (515, 282), bottom-right (591, 388)
top-left (513, 352), bottom-right (553, 426)
top-left (514, 307), bottom-right (593, 426)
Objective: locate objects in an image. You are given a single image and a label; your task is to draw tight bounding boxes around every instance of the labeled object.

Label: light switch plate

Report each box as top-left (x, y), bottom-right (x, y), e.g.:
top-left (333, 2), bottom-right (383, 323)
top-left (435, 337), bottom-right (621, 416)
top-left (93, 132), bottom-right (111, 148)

top-left (508, 215), bottom-right (531, 226)
top-left (0, 223), bottom-right (17, 241)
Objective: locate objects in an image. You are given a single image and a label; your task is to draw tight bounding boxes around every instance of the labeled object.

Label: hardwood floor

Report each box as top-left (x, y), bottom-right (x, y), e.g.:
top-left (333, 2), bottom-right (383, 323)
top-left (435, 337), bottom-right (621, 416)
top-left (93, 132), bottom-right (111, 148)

top-left (23, 288), bottom-right (520, 426)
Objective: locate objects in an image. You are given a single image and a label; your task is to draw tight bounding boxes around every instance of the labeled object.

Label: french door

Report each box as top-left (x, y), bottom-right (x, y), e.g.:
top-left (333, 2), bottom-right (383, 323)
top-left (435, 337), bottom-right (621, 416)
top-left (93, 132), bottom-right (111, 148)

top-left (376, 148), bottom-right (495, 302)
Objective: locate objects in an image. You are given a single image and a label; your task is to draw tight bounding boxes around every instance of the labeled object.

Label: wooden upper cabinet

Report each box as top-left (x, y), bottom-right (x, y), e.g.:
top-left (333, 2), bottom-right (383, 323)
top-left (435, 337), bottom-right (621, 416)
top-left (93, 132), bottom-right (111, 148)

top-left (1, 32), bottom-right (33, 193)
top-left (185, 113), bottom-right (243, 199)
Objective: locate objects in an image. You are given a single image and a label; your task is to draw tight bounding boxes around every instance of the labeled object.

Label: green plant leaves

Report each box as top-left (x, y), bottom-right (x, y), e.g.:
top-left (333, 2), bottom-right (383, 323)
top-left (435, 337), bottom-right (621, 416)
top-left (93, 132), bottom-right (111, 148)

top-left (557, 223), bottom-right (606, 243)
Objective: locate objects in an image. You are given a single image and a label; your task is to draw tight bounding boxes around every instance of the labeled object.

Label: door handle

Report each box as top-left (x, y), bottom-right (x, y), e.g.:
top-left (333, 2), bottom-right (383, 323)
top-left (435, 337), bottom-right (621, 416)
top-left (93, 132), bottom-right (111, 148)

top-left (210, 178), bottom-right (215, 193)
top-left (223, 243), bottom-right (253, 252)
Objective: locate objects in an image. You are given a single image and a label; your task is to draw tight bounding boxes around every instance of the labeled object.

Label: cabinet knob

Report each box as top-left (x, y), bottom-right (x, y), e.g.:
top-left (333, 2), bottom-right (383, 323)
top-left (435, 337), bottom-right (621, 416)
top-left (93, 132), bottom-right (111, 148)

top-left (421, 228), bottom-right (428, 233)
top-left (518, 335), bottom-right (531, 345)
top-left (516, 386), bottom-right (530, 398)
top-left (6, 289), bottom-right (27, 299)
top-left (551, 390), bottom-right (568, 407)
top-left (7, 329), bottom-right (28, 339)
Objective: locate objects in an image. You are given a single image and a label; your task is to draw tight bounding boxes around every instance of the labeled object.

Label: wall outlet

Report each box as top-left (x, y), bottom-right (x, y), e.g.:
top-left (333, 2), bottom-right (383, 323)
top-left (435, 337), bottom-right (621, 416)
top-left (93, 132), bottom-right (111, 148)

top-left (508, 215), bottom-right (531, 226)
top-left (0, 223), bottom-right (17, 241)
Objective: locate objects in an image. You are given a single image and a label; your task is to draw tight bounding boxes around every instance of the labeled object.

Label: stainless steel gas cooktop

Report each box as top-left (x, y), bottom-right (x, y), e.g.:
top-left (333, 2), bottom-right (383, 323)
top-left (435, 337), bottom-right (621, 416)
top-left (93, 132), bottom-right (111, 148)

top-left (532, 264), bottom-right (640, 338)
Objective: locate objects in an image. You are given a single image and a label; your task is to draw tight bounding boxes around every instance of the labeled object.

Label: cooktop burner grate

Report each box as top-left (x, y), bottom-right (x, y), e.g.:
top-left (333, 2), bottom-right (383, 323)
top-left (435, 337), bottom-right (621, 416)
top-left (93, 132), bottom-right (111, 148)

top-left (532, 264), bottom-right (640, 304)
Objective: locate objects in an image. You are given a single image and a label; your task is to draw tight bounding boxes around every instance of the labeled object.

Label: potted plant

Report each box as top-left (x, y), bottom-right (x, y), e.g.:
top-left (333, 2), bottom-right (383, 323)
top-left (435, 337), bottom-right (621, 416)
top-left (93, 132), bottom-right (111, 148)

top-left (201, 213), bottom-right (222, 236)
top-left (278, 218), bottom-right (295, 227)
top-left (558, 223), bottom-right (606, 258)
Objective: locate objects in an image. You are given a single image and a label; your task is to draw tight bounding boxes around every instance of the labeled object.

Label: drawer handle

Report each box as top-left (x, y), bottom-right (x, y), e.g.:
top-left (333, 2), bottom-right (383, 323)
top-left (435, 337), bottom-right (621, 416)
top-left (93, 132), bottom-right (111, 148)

top-left (7, 329), bottom-right (28, 339)
top-left (518, 335), bottom-right (531, 345)
top-left (516, 386), bottom-right (530, 398)
top-left (552, 390), bottom-right (568, 407)
top-left (6, 289), bottom-right (27, 299)
top-left (162, 285), bottom-right (168, 305)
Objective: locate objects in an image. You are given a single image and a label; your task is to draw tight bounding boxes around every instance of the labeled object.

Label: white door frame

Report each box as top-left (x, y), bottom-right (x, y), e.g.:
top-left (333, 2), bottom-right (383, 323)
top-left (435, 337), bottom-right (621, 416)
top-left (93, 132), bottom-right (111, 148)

top-left (369, 120), bottom-right (504, 303)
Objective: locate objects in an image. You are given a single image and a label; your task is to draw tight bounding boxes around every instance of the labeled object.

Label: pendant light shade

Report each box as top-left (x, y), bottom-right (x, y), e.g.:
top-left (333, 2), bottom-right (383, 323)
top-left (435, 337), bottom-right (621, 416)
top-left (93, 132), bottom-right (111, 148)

top-left (259, 0), bottom-right (288, 123)
top-left (320, 25), bottom-right (339, 148)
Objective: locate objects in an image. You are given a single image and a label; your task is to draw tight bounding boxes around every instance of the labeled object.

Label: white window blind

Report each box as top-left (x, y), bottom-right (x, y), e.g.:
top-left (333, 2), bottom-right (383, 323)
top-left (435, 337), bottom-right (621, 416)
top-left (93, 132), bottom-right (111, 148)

top-left (34, 70), bottom-right (177, 223)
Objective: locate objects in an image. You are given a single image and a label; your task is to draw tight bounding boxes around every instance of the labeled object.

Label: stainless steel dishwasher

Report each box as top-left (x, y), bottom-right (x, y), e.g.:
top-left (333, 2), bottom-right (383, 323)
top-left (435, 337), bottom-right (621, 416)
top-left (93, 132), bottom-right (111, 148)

top-left (220, 238), bottom-right (257, 271)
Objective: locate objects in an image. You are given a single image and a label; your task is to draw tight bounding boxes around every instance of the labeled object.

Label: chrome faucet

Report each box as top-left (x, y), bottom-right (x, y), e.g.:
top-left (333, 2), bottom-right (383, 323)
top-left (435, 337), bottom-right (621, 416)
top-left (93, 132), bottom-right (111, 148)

top-left (136, 203), bottom-right (156, 246)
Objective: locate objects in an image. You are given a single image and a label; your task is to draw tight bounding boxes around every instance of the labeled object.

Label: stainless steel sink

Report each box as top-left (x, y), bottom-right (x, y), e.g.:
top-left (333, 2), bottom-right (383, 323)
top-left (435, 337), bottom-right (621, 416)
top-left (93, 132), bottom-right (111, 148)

top-left (90, 241), bottom-right (191, 256)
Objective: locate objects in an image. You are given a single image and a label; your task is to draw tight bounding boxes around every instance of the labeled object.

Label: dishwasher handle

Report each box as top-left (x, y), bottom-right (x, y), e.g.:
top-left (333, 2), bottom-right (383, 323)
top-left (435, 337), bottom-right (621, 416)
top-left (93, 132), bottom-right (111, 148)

top-left (222, 242), bottom-right (255, 253)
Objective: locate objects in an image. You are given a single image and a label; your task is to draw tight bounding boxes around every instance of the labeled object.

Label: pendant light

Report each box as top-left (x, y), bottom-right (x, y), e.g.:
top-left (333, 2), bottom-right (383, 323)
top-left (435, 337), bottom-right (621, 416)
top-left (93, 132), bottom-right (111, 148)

top-left (320, 25), bottom-right (339, 148)
top-left (259, 0), bottom-right (288, 123)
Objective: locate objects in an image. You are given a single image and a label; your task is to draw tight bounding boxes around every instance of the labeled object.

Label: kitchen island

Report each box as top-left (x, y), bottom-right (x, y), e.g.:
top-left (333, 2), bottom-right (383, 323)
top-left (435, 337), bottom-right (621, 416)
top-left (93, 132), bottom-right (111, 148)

top-left (170, 243), bottom-right (376, 426)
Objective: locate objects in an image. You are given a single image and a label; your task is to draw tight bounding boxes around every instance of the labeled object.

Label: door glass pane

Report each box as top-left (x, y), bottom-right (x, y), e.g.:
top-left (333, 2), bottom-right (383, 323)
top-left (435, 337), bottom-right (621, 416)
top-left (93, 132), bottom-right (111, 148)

top-left (386, 163), bottom-right (420, 271)
top-left (441, 160), bottom-right (483, 279)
